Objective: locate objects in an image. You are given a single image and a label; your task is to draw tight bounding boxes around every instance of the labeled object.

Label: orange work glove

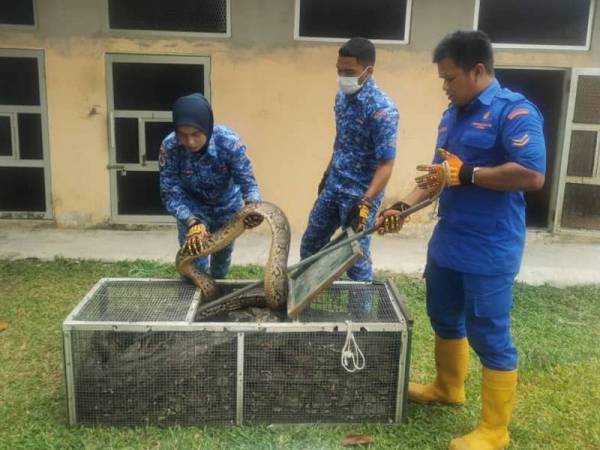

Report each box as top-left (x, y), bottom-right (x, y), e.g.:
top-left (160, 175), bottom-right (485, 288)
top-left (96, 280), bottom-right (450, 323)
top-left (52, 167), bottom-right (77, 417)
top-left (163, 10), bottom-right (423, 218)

top-left (184, 221), bottom-right (209, 255)
top-left (415, 149), bottom-right (475, 190)
top-left (376, 201), bottom-right (410, 234)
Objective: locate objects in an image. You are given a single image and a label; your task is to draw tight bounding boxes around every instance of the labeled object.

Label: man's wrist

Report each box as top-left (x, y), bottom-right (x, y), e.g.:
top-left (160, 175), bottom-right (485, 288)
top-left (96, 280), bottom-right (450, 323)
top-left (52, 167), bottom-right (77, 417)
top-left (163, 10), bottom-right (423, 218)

top-left (389, 200), bottom-right (411, 212)
top-left (458, 164), bottom-right (475, 185)
top-left (186, 216), bottom-right (200, 228)
top-left (361, 195), bottom-right (374, 206)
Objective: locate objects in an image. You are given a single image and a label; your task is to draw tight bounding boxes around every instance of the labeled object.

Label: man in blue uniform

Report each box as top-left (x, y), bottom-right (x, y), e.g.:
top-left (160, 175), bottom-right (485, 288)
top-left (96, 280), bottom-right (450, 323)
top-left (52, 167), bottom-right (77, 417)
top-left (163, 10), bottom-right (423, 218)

top-left (377, 31), bottom-right (545, 450)
top-left (300, 37), bottom-right (399, 313)
top-left (159, 93), bottom-right (262, 279)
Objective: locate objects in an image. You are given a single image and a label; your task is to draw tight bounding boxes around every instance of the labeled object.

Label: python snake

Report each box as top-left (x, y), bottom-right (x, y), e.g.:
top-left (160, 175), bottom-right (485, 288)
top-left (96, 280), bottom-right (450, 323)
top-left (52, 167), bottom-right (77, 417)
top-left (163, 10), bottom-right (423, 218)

top-left (175, 202), bottom-right (290, 319)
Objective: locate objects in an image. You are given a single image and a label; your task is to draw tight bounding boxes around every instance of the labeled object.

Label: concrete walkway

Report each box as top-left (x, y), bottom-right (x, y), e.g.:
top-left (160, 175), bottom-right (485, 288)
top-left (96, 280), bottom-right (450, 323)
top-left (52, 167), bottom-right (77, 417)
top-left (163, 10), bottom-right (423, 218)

top-left (1, 223), bottom-right (599, 287)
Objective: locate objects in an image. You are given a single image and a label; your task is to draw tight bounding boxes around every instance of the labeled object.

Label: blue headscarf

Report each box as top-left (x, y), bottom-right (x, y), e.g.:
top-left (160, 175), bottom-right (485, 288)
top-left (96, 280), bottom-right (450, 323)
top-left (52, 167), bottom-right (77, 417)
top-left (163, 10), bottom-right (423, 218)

top-left (172, 93), bottom-right (214, 152)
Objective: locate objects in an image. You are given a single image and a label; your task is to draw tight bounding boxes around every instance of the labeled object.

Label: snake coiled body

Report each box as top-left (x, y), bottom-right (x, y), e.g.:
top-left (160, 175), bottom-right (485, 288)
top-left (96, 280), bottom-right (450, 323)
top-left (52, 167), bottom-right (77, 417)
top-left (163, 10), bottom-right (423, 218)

top-left (176, 202), bottom-right (290, 318)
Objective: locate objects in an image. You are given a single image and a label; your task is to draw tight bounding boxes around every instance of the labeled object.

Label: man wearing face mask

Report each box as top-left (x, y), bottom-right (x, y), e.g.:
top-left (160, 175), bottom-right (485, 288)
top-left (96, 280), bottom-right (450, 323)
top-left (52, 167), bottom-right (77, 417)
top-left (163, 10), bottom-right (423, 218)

top-left (159, 93), bottom-right (262, 279)
top-left (300, 37), bottom-right (399, 314)
top-left (377, 31), bottom-right (546, 450)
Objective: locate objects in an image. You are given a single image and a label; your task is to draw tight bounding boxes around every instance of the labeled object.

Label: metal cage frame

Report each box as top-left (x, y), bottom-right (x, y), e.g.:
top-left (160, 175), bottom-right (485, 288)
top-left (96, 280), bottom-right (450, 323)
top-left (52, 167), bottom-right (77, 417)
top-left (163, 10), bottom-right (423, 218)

top-left (63, 278), bottom-right (412, 426)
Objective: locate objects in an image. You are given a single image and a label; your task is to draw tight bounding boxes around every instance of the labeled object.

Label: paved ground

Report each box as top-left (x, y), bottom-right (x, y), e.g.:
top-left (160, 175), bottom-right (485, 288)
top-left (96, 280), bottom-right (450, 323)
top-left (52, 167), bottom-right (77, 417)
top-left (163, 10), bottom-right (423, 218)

top-left (1, 223), bottom-right (599, 287)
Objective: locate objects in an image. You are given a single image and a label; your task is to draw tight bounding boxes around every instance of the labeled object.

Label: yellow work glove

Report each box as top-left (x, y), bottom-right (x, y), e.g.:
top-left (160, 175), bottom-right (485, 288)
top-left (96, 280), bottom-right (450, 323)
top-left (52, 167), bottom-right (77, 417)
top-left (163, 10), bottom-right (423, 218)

top-left (346, 196), bottom-right (374, 232)
top-left (376, 201), bottom-right (411, 235)
top-left (184, 221), bottom-right (209, 255)
top-left (415, 149), bottom-right (475, 190)
top-left (242, 200), bottom-right (264, 229)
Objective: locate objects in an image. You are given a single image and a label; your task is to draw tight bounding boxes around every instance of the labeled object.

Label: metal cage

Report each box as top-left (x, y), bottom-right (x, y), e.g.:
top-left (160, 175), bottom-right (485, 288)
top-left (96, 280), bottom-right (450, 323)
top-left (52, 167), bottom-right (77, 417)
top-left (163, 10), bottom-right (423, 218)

top-left (63, 278), bottom-right (412, 426)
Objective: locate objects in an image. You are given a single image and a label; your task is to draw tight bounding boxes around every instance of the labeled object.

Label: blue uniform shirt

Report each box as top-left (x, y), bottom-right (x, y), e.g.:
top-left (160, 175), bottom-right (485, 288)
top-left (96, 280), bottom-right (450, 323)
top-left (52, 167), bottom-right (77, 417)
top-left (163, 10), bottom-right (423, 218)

top-left (428, 79), bottom-right (546, 275)
top-left (325, 79), bottom-right (399, 199)
top-left (159, 125), bottom-right (261, 225)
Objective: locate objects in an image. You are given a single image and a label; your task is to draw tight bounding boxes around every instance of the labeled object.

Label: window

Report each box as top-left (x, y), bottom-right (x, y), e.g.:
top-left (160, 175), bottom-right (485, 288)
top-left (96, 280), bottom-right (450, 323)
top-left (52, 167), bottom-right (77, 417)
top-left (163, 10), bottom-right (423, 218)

top-left (0, 50), bottom-right (50, 217)
top-left (475, 0), bottom-right (594, 49)
top-left (295, 0), bottom-right (411, 43)
top-left (556, 69), bottom-right (600, 232)
top-left (108, 0), bottom-right (229, 36)
top-left (107, 54), bottom-right (210, 222)
top-left (0, 0), bottom-right (35, 27)
top-left (495, 68), bottom-right (568, 229)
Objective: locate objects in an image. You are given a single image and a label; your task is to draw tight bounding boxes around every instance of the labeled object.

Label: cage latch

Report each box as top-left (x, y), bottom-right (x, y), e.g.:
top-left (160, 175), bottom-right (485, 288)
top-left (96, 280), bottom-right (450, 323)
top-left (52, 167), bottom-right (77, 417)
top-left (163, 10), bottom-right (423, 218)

top-left (341, 320), bottom-right (365, 373)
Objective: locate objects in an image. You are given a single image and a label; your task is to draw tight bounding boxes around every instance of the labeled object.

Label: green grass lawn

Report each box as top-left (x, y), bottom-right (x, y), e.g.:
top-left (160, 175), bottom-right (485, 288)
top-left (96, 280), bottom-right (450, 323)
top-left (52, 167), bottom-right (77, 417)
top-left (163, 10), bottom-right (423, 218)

top-left (1, 258), bottom-right (599, 450)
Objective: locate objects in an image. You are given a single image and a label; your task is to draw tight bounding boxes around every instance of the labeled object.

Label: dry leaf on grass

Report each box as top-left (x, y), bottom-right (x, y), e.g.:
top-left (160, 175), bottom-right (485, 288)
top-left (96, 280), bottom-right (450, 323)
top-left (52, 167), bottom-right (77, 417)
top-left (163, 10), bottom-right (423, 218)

top-left (0, 321), bottom-right (8, 333)
top-left (341, 434), bottom-right (375, 446)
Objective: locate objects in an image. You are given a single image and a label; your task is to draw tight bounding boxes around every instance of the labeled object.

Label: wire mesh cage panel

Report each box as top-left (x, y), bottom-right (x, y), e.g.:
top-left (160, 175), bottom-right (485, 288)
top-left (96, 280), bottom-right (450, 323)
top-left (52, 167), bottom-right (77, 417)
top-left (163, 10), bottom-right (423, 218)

top-left (73, 280), bottom-right (197, 322)
top-left (243, 331), bottom-right (401, 423)
top-left (71, 330), bottom-right (237, 425)
top-left (63, 278), bottom-right (411, 426)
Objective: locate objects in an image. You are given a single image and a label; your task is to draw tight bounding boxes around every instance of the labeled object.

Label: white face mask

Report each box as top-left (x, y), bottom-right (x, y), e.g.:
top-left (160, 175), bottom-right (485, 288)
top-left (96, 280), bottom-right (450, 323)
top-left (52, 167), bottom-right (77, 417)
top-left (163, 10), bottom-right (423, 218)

top-left (337, 67), bottom-right (371, 95)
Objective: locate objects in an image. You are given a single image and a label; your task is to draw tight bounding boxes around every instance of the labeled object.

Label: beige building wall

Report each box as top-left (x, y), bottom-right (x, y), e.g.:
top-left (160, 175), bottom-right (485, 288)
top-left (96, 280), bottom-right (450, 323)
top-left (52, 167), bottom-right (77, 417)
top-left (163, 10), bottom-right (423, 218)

top-left (0, 0), bottom-right (599, 231)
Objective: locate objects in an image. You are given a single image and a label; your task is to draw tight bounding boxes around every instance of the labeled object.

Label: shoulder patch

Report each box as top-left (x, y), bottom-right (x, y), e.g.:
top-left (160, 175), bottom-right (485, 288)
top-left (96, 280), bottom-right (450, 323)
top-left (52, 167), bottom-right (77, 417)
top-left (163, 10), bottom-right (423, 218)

top-left (511, 133), bottom-right (530, 148)
top-left (158, 144), bottom-right (167, 167)
top-left (507, 108), bottom-right (529, 121)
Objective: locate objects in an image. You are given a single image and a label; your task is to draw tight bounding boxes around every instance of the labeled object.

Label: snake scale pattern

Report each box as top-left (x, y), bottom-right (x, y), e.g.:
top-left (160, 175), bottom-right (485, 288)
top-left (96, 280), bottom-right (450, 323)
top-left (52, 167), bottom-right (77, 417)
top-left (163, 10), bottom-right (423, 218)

top-left (175, 202), bottom-right (291, 318)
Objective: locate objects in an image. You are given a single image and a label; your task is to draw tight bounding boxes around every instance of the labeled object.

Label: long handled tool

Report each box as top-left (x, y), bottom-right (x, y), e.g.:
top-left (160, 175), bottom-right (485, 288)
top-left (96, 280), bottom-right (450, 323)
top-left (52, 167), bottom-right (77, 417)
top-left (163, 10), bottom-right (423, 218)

top-left (194, 177), bottom-right (446, 316)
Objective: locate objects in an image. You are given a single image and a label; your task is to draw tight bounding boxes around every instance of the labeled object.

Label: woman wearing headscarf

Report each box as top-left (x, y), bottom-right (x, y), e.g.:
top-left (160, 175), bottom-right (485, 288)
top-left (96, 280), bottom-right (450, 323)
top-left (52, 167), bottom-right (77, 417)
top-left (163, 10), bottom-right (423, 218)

top-left (159, 93), bottom-right (262, 279)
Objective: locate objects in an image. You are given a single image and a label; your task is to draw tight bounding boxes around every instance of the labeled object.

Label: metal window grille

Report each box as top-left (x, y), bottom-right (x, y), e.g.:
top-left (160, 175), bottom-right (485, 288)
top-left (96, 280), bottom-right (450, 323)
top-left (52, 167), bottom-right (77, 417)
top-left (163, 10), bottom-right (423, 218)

top-left (475, 0), bottom-right (593, 49)
top-left (105, 54), bottom-right (210, 223)
top-left (295, 0), bottom-right (411, 43)
top-left (0, 50), bottom-right (51, 218)
top-left (108, 0), bottom-right (228, 35)
top-left (556, 69), bottom-right (600, 233)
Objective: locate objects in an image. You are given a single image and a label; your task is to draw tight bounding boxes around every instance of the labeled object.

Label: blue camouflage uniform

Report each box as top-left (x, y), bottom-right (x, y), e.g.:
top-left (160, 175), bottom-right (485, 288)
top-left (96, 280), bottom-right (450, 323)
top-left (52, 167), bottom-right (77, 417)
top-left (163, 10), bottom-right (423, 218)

top-left (300, 79), bottom-right (399, 285)
top-left (425, 79), bottom-right (546, 370)
top-left (159, 125), bottom-right (261, 278)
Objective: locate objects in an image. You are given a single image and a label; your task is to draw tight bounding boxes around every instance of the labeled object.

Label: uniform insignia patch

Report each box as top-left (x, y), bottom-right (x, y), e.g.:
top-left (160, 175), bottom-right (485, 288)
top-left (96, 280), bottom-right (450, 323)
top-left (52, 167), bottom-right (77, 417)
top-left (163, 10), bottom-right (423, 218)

top-left (472, 121), bottom-right (492, 130)
top-left (507, 108), bottom-right (529, 120)
top-left (483, 111), bottom-right (491, 120)
top-left (511, 134), bottom-right (530, 147)
top-left (158, 145), bottom-right (167, 167)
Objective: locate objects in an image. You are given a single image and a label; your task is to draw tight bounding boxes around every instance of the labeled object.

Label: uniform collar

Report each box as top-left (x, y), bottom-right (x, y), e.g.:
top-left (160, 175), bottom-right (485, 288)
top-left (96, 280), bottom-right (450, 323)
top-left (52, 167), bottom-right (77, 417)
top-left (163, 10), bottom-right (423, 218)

top-left (206, 137), bottom-right (217, 157)
top-left (453, 79), bottom-right (500, 115)
top-left (474, 79), bottom-right (500, 106)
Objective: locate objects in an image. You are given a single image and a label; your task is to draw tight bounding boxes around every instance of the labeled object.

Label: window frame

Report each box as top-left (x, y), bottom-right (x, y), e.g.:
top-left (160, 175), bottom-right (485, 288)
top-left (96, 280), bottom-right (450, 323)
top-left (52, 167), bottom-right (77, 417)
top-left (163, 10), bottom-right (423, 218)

top-left (0, 0), bottom-right (37, 31)
top-left (0, 49), bottom-right (52, 219)
top-left (0, 113), bottom-right (18, 160)
top-left (106, 53), bottom-right (211, 224)
top-left (473, 0), bottom-right (596, 51)
top-left (293, 0), bottom-right (412, 45)
top-left (555, 68), bottom-right (600, 234)
top-left (105, 0), bottom-right (231, 39)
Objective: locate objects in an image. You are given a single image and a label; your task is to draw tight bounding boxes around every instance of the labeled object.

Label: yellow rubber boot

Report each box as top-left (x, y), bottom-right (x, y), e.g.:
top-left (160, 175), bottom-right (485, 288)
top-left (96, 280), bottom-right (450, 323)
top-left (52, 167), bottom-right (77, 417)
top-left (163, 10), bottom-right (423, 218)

top-left (449, 367), bottom-right (518, 450)
top-left (409, 335), bottom-right (469, 405)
